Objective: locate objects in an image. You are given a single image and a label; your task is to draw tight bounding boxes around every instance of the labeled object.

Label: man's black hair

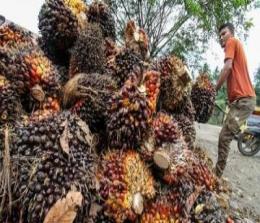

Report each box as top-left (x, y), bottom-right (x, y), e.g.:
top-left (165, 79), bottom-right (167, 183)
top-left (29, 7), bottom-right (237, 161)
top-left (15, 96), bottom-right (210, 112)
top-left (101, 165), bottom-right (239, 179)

top-left (0, 15), bottom-right (5, 26)
top-left (218, 23), bottom-right (235, 34)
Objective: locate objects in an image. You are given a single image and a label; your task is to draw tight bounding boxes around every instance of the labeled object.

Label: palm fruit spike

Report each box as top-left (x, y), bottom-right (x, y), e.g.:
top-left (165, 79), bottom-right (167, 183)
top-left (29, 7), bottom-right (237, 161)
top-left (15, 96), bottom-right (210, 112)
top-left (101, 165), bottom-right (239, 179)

top-left (63, 73), bottom-right (117, 133)
top-left (0, 75), bottom-right (23, 124)
top-left (38, 0), bottom-right (87, 52)
top-left (190, 190), bottom-right (226, 222)
top-left (98, 150), bottom-right (155, 223)
top-left (0, 21), bottom-right (34, 48)
top-left (142, 70), bottom-right (161, 114)
top-left (163, 148), bottom-right (215, 190)
top-left (13, 112), bottom-right (97, 223)
top-left (157, 55), bottom-right (192, 111)
top-left (124, 20), bottom-right (149, 60)
top-left (171, 96), bottom-right (195, 122)
top-left (88, 1), bottom-right (116, 41)
top-left (0, 44), bottom-right (60, 98)
top-left (191, 73), bottom-right (216, 123)
top-left (107, 74), bottom-right (152, 149)
top-left (69, 23), bottom-right (105, 77)
top-left (174, 114), bottom-right (196, 150)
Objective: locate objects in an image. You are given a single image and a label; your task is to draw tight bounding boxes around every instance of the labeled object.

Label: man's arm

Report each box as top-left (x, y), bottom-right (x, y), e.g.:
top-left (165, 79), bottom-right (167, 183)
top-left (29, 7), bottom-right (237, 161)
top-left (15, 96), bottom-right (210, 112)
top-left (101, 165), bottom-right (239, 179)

top-left (215, 59), bottom-right (233, 91)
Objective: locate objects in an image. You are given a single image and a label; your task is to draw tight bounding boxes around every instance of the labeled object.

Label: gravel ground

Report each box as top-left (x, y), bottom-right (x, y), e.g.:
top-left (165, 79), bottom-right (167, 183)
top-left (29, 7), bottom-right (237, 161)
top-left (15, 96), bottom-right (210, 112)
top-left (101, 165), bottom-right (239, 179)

top-left (195, 123), bottom-right (260, 222)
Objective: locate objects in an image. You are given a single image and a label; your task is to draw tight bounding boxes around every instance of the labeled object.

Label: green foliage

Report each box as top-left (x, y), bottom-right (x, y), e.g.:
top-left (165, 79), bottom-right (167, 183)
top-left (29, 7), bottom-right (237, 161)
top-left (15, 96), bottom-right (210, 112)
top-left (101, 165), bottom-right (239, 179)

top-left (103, 0), bottom-right (254, 70)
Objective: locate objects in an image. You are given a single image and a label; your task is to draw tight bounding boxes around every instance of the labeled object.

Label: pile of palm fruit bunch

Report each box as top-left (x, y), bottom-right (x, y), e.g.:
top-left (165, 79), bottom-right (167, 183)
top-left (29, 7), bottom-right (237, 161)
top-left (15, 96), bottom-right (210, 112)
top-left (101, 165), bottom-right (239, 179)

top-left (191, 73), bottom-right (216, 123)
top-left (0, 1), bottom-right (232, 222)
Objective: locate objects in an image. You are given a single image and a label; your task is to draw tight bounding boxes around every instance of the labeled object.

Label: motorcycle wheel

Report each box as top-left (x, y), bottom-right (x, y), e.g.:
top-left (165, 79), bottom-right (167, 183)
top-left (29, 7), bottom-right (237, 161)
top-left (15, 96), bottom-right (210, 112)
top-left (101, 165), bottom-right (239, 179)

top-left (237, 132), bottom-right (260, 156)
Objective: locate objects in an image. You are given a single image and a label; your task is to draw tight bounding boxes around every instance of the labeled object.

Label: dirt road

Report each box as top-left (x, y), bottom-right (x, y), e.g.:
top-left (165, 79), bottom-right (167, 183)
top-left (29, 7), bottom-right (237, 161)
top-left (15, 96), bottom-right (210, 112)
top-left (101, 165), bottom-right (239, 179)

top-left (195, 123), bottom-right (260, 222)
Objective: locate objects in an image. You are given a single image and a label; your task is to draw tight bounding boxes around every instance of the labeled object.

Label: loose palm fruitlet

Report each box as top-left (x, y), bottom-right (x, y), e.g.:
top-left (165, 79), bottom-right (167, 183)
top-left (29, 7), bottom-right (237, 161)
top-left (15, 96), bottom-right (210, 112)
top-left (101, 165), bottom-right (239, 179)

top-left (163, 148), bottom-right (215, 190)
top-left (38, 0), bottom-right (87, 52)
top-left (0, 44), bottom-right (60, 97)
top-left (88, 1), bottom-right (116, 41)
top-left (12, 112), bottom-right (97, 223)
top-left (124, 20), bottom-right (149, 60)
top-left (64, 73), bottom-right (117, 133)
top-left (0, 22), bottom-right (34, 48)
top-left (107, 75), bottom-right (152, 149)
top-left (156, 55), bottom-right (191, 111)
top-left (108, 48), bottom-right (144, 87)
top-left (98, 150), bottom-right (155, 223)
top-left (69, 23), bottom-right (105, 77)
top-left (190, 190), bottom-right (225, 223)
top-left (191, 73), bottom-right (216, 123)
top-left (0, 75), bottom-right (23, 124)
top-left (174, 114), bottom-right (196, 150)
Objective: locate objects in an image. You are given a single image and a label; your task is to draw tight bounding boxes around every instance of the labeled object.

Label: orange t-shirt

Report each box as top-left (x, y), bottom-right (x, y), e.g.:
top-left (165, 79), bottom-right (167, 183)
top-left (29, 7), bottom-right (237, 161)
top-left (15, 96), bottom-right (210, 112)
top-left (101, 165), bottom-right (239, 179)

top-left (224, 37), bottom-right (255, 102)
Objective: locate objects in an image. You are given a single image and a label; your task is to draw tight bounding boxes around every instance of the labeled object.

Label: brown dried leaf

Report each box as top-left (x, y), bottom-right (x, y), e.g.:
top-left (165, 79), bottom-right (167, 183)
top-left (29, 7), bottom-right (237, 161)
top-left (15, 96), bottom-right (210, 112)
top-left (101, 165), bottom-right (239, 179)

top-left (76, 118), bottom-right (93, 146)
top-left (89, 202), bottom-right (102, 217)
top-left (60, 119), bottom-right (70, 155)
top-left (43, 191), bottom-right (83, 223)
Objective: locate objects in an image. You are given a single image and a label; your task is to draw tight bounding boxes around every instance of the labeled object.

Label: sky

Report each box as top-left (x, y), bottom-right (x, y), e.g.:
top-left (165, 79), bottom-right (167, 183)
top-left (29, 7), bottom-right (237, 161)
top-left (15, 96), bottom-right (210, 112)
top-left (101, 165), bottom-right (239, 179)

top-left (1, 0), bottom-right (260, 78)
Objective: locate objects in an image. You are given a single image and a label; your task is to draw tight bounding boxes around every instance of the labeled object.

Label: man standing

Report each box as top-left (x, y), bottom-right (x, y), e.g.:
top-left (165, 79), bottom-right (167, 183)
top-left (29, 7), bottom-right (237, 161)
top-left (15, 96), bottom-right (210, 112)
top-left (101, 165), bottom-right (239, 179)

top-left (215, 23), bottom-right (256, 177)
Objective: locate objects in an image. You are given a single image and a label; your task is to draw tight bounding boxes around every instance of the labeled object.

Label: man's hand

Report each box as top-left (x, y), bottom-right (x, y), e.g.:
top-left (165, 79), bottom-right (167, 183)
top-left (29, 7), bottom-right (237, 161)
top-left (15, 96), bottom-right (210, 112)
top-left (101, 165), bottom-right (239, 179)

top-left (216, 59), bottom-right (233, 91)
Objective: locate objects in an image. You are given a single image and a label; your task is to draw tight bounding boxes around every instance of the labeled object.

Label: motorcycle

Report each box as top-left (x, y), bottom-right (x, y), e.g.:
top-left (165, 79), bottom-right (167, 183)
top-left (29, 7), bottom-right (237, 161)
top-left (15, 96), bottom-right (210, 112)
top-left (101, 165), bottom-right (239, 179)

top-left (215, 102), bottom-right (260, 156)
top-left (237, 113), bottom-right (260, 156)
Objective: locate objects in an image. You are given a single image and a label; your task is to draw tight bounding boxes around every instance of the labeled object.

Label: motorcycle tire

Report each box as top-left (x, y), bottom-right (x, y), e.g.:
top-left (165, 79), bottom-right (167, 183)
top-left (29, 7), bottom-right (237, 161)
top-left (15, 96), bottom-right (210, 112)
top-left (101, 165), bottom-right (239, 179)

top-left (237, 132), bottom-right (260, 156)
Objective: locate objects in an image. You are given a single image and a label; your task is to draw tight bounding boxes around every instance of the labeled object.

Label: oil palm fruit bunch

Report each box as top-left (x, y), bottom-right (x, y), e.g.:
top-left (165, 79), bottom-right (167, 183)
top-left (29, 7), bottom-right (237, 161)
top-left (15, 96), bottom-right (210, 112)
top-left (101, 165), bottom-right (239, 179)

top-left (90, 209), bottom-right (115, 223)
top-left (0, 44), bottom-right (60, 97)
top-left (63, 73), bottom-right (117, 133)
top-left (140, 112), bottom-right (186, 168)
top-left (29, 96), bottom-right (61, 122)
top-left (191, 73), bottom-right (216, 123)
top-left (157, 55), bottom-right (192, 111)
top-left (143, 70), bottom-right (160, 114)
top-left (109, 48), bottom-right (144, 87)
top-left (140, 197), bottom-right (181, 223)
top-left (97, 150), bottom-right (155, 223)
top-left (171, 96), bottom-right (195, 122)
top-left (38, 0), bottom-right (87, 55)
top-left (107, 74), bottom-right (152, 149)
top-left (0, 75), bottom-right (23, 124)
top-left (124, 20), bottom-right (149, 60)
top-left (153, 112), bottom-right (183, 147)
top-left (69, 23), bottom-right (105, 77)
top-left (163, 149), bottom-right (215, 190)
top-left (13, 112), bottom-right (97, 223)
top-left (37, 36), bottom-right (70, 66)
top-left (104, 38), bottom-right (119, 59)
top-left (141, 183), bottom-right (198, 223)
top-left (0, 22), bottom-right (34, 48)
top-left (190, 190), bottom-right (225, 222)
top-left (87, 1), bottom-right (116, 41)
top-left (174, 114), bottom-right (196, 150)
